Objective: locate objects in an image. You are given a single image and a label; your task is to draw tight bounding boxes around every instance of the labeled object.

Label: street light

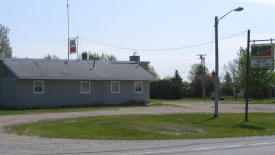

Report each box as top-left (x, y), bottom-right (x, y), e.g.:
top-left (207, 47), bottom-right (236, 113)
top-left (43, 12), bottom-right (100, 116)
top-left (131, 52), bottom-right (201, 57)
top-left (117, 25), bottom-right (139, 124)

top-left (214, 7), bottom-right (243, 117)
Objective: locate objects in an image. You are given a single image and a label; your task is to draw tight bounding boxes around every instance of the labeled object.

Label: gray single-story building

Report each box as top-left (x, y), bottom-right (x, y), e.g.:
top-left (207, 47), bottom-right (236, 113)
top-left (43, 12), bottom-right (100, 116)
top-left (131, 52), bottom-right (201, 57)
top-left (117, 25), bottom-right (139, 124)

top-left (0, 56), bottom-right (154, 109)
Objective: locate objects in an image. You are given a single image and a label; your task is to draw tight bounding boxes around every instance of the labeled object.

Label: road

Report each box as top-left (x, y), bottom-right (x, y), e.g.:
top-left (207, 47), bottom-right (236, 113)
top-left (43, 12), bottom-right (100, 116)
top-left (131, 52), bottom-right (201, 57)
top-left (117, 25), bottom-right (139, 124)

top-left (1, 135), bottom-right (275, 155)
top-left (1, 102), bottom-right (275, 154)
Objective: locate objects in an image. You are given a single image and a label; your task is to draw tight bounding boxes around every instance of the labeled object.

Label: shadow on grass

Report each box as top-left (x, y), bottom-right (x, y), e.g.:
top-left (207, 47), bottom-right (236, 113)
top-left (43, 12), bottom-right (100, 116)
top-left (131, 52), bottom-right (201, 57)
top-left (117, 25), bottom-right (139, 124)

top-left (192, 116), bottom-right (216, 124)
top-left (233, 122), bottom-right (265, 130)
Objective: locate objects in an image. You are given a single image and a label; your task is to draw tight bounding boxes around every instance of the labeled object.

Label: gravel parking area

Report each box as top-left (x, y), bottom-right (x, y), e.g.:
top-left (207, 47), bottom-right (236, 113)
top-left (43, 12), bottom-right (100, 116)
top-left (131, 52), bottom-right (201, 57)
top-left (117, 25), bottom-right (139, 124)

top-left (1, 102), bottom-right (275, 155)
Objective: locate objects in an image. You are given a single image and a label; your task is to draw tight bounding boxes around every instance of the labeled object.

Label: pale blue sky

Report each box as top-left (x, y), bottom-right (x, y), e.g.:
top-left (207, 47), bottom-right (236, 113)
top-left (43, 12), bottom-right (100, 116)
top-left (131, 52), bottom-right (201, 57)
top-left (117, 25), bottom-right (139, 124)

top-left (1, 0), bottom-right (275, 80)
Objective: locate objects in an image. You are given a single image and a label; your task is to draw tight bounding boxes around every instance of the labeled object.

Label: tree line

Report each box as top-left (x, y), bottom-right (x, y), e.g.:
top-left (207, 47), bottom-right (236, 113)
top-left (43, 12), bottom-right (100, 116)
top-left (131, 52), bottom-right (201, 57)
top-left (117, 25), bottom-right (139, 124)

top-left (150, 48), bottom-right (275, 99)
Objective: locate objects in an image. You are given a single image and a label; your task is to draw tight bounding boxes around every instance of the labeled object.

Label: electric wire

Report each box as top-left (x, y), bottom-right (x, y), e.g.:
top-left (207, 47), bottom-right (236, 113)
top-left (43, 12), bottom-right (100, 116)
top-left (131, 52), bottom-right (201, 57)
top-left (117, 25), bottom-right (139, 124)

top-left (79, 30), bottom-right (247, 52)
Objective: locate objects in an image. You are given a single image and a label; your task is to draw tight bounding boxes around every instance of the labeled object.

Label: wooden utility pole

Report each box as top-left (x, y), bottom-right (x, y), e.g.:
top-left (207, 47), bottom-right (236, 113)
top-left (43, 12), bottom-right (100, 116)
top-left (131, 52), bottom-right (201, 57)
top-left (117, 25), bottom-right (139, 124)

top-left (197, 54), bottom-right (207, 100)
top-left (67, 0), bottom-right (70, 61)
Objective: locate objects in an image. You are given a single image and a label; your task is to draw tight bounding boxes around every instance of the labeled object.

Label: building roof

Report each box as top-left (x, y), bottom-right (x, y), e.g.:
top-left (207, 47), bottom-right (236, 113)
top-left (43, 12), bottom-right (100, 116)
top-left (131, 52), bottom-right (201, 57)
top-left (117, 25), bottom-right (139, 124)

top-left (1, 58), bottom-right (154, 81)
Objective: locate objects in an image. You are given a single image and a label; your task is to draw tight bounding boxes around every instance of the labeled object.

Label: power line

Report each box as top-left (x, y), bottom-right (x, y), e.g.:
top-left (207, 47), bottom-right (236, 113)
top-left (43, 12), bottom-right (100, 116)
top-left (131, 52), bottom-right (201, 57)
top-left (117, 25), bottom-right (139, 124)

top-left (79, 30), bottom-right (247, 52)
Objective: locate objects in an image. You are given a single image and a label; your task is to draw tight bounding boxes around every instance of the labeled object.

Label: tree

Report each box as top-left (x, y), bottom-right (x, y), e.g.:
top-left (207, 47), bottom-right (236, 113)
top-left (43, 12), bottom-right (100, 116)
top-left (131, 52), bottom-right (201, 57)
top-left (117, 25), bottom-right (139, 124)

top-left (88, 52), bottom-right (117, 61)
top-left (44, 54), bottom-right (59, 60)
top-left (148, 65), bottom-right (159, 80)
top-left (211, 70), bottom-right (215, 76)
top-left (223, 60), bottom-right (238, 98)
top-left (190, 75), bottom-right (215, 97)
top-left (235, 47), bottom-right (274, 98)
top-left (172, 70), bottom-right (183, 83)
top-left (0, 24), bottom-right (12, 58)
top-left (188, 64), bottom-right (209, 81)
top-left (221, 71), bottom-right (233, 96)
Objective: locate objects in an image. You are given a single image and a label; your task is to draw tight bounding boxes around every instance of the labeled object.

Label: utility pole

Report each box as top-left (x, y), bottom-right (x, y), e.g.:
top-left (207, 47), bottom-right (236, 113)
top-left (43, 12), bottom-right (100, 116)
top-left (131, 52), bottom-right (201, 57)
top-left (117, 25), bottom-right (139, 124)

top-left (76, 36), bottom-right (79, 60)
top-left (245, 29), bottom-right (250, 122)
top-left (214, 16), bottom-right (219, 117)
top-left (67, 0), bottom-right (70, 61)
top-left (197, 54), bottom-right (207, 100)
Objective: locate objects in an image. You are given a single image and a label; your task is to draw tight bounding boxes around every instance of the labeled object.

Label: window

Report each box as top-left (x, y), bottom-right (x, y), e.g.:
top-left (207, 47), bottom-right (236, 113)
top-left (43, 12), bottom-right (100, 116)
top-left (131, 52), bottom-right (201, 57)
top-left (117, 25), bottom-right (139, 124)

top-left (111, 81), bottom-right (120, 93)
top-left (134, 81), bottom-right (143, 93)
top-left (33, 80), bottom-right (44, 94)
top-left (81, 81), bottom-right (91, 94)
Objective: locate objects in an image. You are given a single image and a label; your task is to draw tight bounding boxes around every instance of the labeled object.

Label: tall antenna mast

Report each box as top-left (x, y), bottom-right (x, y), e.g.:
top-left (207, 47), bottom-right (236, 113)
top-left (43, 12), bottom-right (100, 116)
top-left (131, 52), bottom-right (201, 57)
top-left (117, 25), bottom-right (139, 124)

top-left (67, 0), bottom-right (70, 61)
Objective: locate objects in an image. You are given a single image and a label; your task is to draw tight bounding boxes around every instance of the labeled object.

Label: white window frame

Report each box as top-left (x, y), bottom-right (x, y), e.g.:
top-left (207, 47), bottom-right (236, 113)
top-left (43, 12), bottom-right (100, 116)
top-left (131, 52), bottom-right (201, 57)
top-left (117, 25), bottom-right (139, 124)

top-left (134, 81), bottom-right (143, 93)
top-left (33, 80), bottom-right (44, 94)
top-left (111, 81), bottom-right (120, 93)
top-left (80, 81), bottom-right (91, 94)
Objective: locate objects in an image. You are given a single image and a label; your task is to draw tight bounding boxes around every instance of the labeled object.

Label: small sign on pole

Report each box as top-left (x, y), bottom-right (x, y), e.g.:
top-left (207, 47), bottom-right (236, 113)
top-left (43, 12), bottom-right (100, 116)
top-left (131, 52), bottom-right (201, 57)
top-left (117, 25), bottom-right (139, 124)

top-left (250, 44), bottom-right (274, 69)
top-left (70, 39), bottom-right (77, 54)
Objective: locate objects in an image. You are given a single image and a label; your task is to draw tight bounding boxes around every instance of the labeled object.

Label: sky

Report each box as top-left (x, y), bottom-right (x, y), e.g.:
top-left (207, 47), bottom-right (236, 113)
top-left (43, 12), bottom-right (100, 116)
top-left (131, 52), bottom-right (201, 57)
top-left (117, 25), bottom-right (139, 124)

top-left (0, 0), bottom-right (275, 81)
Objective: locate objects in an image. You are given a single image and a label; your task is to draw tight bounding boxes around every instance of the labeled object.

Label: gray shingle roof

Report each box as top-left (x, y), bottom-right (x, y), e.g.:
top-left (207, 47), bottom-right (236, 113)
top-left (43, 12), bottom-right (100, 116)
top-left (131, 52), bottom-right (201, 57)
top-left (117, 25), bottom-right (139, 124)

top-left (2, 59), bottom-right (154, 81)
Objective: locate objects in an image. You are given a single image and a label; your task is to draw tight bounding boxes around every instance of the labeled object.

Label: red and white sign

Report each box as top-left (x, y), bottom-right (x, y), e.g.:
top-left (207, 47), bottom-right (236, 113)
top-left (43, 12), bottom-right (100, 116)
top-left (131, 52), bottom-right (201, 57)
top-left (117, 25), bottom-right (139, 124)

top-left (70, 39), bottom-right (76, 54)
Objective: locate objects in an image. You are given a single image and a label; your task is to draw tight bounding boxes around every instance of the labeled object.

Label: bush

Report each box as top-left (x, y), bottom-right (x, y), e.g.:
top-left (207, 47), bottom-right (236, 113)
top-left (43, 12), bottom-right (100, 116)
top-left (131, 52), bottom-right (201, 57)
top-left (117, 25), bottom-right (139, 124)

top-left (122, 100), bottom-right (146, 106)
top-left (150, 80), bottom-right (183, 99)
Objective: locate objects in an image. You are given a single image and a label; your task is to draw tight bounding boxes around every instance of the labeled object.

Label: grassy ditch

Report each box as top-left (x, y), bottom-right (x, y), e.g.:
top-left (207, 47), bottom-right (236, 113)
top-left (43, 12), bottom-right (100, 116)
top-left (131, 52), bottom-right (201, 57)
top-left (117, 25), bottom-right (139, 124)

top-left (6, 113), bottom-right (275, 140)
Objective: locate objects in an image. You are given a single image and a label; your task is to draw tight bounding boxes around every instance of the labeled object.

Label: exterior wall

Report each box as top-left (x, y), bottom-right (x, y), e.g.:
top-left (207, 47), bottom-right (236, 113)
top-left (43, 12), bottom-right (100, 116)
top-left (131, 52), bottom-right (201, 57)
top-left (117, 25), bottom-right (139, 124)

top-left (14, 80), bottom-right (104, 109)
top-left (0, 61), bottom-right (18, 108)
top-left (1, 77), bottom-right (150, 109)
top-left (102, 80), bottom-right (150, 105)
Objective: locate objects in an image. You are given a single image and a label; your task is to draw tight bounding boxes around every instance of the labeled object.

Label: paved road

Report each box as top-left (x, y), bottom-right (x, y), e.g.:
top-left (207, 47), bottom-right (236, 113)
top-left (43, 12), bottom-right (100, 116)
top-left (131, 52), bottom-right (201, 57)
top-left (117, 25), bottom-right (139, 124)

top-left (1, 102), bottom-right (275, 155)
top-left (1, 135), bottom-right (275, 155)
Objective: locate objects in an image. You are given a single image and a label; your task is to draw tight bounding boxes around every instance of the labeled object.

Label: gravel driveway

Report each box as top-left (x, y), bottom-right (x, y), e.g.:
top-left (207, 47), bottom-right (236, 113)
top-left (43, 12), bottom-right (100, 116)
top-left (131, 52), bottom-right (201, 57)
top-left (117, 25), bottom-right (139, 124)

top-left (1, 102), bottom-right (275, 155)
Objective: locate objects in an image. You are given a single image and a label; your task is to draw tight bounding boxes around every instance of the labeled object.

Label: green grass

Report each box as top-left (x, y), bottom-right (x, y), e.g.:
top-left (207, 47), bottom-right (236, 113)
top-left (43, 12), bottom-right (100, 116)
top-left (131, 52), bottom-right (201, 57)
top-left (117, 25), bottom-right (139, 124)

top-left (246, 98), bottom-right (275, 104)
top-left (0, 106), bottom-right (119, 116)
top-left (151, 98), bottom-right (275, 104)
top-left (148, 100), bottom-right (181, 107)
top-left (222, 98), bottom-right (275, 104)
top-left (0, 102), bottom-right (176, 116)
top-left (150, 98), bottom-right (213, 103)
top-left (6, 113), bottom-right (275, 140)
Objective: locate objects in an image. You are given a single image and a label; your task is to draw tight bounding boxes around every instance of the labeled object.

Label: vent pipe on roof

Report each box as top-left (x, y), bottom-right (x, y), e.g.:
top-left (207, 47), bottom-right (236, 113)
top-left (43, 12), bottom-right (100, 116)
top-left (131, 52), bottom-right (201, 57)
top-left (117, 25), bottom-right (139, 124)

top-left (90, 58), bottom-right (96, 71)
top-left (93, 58), bottom-right (96, 70)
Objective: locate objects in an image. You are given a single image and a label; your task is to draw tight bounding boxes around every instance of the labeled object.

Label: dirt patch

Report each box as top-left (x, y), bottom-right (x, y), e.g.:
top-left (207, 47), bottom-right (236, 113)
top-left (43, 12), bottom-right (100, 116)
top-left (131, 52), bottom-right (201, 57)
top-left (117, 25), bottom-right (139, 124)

top-left (63, 120), bottom-right (77, 124)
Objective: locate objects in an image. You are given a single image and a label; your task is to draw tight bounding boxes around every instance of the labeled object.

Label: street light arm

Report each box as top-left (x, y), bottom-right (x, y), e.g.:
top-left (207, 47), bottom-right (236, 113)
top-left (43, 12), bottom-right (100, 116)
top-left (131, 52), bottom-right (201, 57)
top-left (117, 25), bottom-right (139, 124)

top-left (218, 7), bottom-right (243, 22)
top-left (218, 9), bottom-right (234, 22)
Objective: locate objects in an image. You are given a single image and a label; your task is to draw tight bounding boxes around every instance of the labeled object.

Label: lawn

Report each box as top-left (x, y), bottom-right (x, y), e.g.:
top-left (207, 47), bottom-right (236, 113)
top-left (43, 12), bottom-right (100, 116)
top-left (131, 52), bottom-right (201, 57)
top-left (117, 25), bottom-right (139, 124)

top-left (0, 106), bottom-right (119, 116)
top-left (222, 98), bottom-right (275, 104)
top-left (0, 102), bottom-right (175, 116)
top-left (150, 98), bottom-right (213, 103)
top-left (151, 98), bottom-right (275, 104)
top-left (6, 113), bottom-right (275, 140)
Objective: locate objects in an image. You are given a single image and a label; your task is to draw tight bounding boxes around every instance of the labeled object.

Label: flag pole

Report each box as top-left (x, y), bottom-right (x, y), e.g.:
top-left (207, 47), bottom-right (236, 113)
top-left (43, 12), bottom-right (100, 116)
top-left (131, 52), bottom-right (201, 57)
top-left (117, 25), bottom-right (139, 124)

top-left (67, 0), bottom-right (70, 61)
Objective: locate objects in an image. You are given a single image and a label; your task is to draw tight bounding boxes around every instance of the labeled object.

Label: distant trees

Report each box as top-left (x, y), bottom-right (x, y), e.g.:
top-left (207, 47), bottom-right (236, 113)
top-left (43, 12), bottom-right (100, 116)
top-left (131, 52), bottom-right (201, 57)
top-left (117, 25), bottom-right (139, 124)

top-left (187, 63), bottom-right (214, 98)
top-left (44, 54), bottom-right (59, 60)
top-left (188, 64), bottom-right (209, 81)
top-left (223, 60), bottom-right (238, 97)
top-left (221, 71), bottom-right (234, 97)
top-left (189, 74), bottom-right (215, 98)
top-left (150, 47), bottom-right (275, 100)
top-left (88, 52), bottom-right (117, 61)
top-left (0, 24), bottom-right (12, 58)
top-left (172, 70), bottom-right (183, 83)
